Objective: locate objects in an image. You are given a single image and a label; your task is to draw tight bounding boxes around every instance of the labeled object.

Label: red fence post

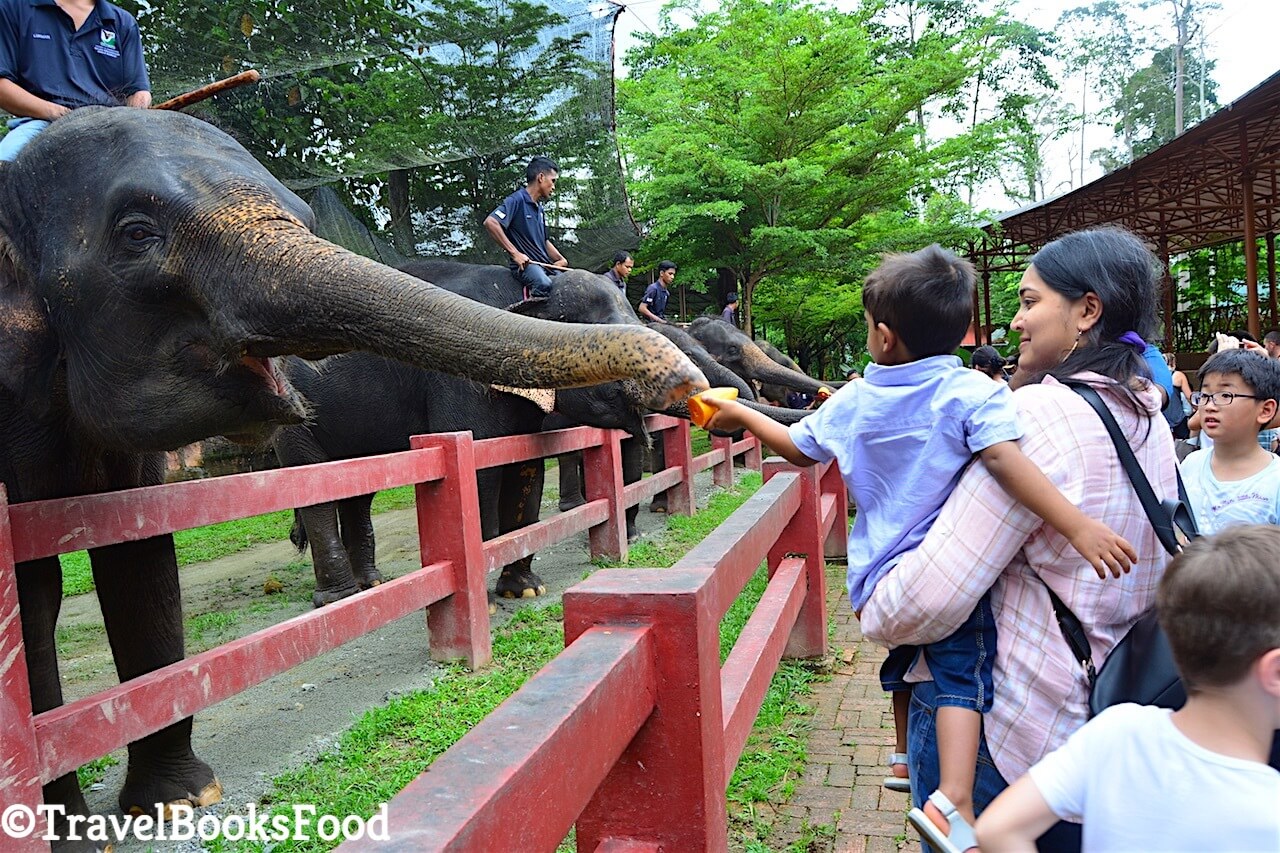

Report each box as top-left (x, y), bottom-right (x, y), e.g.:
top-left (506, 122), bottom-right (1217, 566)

top-left (762, 459), bottom-right (828, 659)
top-left (745, 432), bottom-right (763, 473)
top-left (411, 432), bottom-right (492, 669)
top-left (708, 434), bottom-right (734, 489)
top-left (583, 428), bottom-right (627, 562)
top-left (821, 461), bottom-right (849, 561)
top-left (0, 487), bottom-right (46, 852)
top-left (563, 569), bottom-right (728, 851)
top-left (661, 419), bottom-right (696, 516)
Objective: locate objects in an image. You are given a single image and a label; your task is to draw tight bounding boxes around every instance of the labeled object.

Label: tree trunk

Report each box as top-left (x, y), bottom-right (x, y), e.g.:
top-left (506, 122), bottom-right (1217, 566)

top-left (387, 169), bottom-right (415, 254)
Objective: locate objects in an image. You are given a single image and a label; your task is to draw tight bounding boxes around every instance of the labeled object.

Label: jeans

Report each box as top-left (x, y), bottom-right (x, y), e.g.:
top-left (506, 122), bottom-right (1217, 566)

top-left (513, 262), bottom-right (554, 297)
top-left (0, 118), bottom-right (50, 161)
top-left (880, 594), bottom-right (995, 714)
top-left (907, 679), bottom-right (1082, 853)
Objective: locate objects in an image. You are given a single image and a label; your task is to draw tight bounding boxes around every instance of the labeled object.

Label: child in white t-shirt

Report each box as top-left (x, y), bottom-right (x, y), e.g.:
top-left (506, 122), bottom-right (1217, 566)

top-left (975, 524), bottom-right (1280, 852)
top-left (1179, 348), bottom-right (1280, 533)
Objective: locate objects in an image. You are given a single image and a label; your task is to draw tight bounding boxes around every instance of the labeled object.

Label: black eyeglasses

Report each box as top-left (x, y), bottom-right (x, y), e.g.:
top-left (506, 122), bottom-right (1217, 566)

top-left (1190, 391), bottom-right (1260, 407)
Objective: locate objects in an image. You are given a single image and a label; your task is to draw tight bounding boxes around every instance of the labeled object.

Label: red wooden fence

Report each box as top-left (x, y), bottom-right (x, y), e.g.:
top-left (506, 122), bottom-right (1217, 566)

top-left (0, 415), bottom-right (763, 852)
top-left (338, 455), bottom-right (847, 852)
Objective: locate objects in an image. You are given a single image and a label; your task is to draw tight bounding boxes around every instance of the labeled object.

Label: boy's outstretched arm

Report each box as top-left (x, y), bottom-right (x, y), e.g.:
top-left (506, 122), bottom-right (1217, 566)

top-left (980, 441), bottom-right (1137, 578)
top-left (973, 775), bottom-right (1059, 853)
top-left (699, 398), bottom-right (817, 467)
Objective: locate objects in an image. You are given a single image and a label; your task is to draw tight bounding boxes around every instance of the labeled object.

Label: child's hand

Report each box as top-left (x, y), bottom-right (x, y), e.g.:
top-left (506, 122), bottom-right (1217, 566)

top-left (698, 396), bottom-right (745, 432)
top-left (1069, 519), bottom-right (1138, 579)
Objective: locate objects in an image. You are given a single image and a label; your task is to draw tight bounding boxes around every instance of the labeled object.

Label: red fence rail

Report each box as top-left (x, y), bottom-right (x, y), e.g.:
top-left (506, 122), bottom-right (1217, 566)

top-left (0, 415), bottom-right (763, 852)
top-left (340, 455), bottom-right (847, 852)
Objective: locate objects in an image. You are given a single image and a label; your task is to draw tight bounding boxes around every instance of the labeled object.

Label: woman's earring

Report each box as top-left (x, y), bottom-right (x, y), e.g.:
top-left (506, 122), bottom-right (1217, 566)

top-left (1064, 329), bottom-right (1081, 362)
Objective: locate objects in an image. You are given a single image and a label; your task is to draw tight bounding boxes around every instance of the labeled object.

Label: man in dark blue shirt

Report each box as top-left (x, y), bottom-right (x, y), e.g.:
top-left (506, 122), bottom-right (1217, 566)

top-left (0, 0), bottom-right (151, 161)
top-left (603, 250), bottom-right (632, 294)
top-left (721, 292), bottom-right (739, 326)
top-left (639, 260), bottom-right (676, 324)
top-left (484, 156), bottom-right (567, 298)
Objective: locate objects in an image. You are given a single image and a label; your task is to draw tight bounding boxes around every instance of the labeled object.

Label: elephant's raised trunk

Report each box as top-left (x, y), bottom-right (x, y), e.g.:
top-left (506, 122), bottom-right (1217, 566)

top-left (741, 342), bottom-right (830, 396)
top-left (205, 220), bottom-right (708, 410)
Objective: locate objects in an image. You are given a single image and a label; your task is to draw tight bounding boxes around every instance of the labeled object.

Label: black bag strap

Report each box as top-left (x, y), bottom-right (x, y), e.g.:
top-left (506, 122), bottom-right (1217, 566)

top-left (1040, 381), bottom-right (1196, 685)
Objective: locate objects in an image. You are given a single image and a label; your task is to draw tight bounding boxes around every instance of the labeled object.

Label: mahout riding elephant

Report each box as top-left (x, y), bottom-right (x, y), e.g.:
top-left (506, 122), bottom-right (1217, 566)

top-left (275, 261), bottom-right (672, 606)
top-left (0, 107), bottom-right (704, 849)
top-left (687, 316), bottom-right (831, 400)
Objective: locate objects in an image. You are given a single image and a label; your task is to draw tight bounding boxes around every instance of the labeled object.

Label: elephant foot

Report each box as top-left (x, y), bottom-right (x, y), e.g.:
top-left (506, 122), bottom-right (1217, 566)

top-left (486, 592), bottom-right (499, 615)
top-left (627, 525), bottom-right (641, 544)
top-left (558, 493), bottom-right (587, 512)
top-left (312, 582), bottom-right (360, 608)
top-left (120, 761), bottom-right (222, 818)
top-left (496, 567), bottom-right (547, 599)
top-left (649, 496), bottom-right (668, 513)
top-left (52, 838), bottom-right (112, 853)
top-left (355, 568), bottom-right (383, 590)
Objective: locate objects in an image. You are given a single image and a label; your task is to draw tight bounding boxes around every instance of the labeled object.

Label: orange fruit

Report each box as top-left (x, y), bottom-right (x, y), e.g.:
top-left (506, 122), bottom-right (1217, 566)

top-left (688, 387), bottom-right (739, 427)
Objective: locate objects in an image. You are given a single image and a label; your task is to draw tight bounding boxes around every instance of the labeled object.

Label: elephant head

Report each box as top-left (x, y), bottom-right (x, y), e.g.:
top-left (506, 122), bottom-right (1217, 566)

top-left (0, 108), bottom-right (706, 453)
top-left (687, 317), bottom-right (828, 400)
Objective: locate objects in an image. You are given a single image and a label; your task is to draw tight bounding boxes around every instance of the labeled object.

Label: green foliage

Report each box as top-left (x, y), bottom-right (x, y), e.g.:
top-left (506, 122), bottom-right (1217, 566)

top-left (618, 0), bottom-right (993, 338)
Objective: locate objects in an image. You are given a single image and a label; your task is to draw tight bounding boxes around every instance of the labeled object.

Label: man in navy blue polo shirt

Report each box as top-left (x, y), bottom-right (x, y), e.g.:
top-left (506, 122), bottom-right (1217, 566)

top-left (0, 0), bottom-right (151, 160)
top-left (603, 250), bottom-right (632, 294)
top-left (484, 156), bottom-right (568, 298)
top-left (639, 260), bottom-right (676, 325)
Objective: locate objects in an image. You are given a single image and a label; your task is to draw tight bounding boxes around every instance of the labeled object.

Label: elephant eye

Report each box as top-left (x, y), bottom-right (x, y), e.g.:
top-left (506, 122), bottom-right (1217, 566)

top-left (118, 218), bottom-right (163, 251)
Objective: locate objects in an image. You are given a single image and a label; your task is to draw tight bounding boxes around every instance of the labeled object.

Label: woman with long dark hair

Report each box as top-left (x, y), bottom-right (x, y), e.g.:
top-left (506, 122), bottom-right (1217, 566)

top-left (970, 346), bottom-right (1007, 382)
top-left (860, 228), bottom-right (1179, 852)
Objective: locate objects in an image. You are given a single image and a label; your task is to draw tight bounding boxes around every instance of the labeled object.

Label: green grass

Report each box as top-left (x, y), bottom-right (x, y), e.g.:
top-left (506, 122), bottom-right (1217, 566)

top-left (59, 485), bottom-right (419, 598)
top-left (75, 754), bottom-right (119, 790)
top-left (206, 469), bottom-right (821, 852)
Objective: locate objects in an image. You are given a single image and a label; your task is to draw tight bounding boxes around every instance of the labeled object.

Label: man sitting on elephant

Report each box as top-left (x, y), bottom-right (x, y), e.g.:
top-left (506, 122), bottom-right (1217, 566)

top-left (0, 0), bottom-right (152, 160)
top-left (484, 155), bottom-right (567, 298)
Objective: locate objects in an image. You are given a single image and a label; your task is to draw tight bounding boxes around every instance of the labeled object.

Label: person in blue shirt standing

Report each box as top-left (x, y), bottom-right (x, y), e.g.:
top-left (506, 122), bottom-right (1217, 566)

top-left (0, 0), bottom-right (151, 161)
top-left (603, 251), bottom-right (632, 294)
top-left (638, 260), bottom-right (676, 324)
top-left (484, 156), bottom-right (568, 298)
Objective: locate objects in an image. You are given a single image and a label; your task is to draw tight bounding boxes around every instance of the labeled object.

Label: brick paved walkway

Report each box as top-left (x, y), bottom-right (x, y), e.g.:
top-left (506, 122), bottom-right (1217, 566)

top-left (764, 564), bottom-right (922, 853)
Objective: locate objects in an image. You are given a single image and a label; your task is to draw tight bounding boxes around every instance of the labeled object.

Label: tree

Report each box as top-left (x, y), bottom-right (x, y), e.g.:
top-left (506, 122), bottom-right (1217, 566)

top-left (1096, 46), bottom-right (1218, 163)
top-left (618, 0), bottom-right (989, 335)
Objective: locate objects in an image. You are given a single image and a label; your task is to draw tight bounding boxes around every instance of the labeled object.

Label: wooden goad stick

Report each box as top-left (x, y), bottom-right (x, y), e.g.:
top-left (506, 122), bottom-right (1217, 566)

top-left (153, 70), bottom-right (261, 112)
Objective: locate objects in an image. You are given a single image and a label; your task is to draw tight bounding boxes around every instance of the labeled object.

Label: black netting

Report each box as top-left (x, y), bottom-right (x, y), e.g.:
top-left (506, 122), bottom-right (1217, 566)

top-left (114, 0), bottom-right (639, 267)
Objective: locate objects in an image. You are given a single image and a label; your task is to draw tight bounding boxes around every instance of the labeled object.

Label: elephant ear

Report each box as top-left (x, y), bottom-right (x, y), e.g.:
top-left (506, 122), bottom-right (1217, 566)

top-left (0, 238), bottom-right (58, 416)
top-left (505, 297), bottom-right (567, 323)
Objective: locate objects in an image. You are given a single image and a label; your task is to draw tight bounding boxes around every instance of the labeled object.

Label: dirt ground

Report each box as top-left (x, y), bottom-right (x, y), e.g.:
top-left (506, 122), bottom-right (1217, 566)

top-left (62, 470), bottom-right (727, 851)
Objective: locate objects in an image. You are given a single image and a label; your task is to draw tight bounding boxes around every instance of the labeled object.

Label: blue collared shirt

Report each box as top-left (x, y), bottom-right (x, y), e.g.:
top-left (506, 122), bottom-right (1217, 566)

top-left (641, 282), bottom-right (668, 318)
top-left (604, 268), bottom-right (626, 292)
top-left (0, 0), bottom-right (149, 109)
top-left (789, 355), bottom-right (1022, 610)
top-left (489, 186), bottom-right (550, 267)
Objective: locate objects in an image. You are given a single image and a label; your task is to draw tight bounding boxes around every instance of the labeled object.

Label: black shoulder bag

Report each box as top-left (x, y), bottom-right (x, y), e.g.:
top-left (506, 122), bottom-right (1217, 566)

top-left (1045, 382), bottom-right (1198, 717)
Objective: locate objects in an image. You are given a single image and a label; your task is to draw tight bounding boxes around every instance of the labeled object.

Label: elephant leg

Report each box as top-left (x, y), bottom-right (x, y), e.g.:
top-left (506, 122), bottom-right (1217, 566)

top-left (16, 557), bottom-right (107, 851)
top-left (477, 468), bottom-right (503, 614)
top-left (89, 537), bottom-right (221, 817)
top-left (494, 460), bottom-right (548, 600)
top-left (648, 441), bottom-right (668, 513)
top-left (621, 437), bottom-right (642, 542)
top-left (338, 493), bottom-right (380, 589)
top-left (299, 502), bottom-right (361, 607)
top-left (557, 451), bottom-right (586, 512)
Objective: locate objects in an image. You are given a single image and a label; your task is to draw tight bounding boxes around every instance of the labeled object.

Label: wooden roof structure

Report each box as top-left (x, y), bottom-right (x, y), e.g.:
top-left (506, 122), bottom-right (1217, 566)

top-left (970, 68), bottom-right (1280, 346)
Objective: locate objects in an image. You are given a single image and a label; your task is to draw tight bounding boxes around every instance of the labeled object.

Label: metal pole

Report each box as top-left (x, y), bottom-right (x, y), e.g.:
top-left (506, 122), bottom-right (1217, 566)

top-left (1242, 122), bottom-right (1261, 340)
top-left (1268, 232), bottom-right (1277, 330)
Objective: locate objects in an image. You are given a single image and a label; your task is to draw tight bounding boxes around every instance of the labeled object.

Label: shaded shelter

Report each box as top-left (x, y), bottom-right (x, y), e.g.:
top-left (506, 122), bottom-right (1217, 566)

top-left (971, 70), bottom-right (1280, 350)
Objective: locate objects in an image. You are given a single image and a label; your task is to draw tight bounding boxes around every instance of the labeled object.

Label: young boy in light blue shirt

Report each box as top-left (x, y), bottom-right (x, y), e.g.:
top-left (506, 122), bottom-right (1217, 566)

top-left (702, 245), bottom-right (1134, 852)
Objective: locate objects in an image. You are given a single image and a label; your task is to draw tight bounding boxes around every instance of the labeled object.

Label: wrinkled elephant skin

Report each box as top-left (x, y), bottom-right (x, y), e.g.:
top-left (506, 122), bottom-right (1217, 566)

top-left (0, 107), bottom-right (703, 843)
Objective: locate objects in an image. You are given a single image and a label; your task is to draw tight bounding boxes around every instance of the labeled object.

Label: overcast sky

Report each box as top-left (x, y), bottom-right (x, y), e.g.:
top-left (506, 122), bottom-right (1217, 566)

top-left (610, 0), bottom-right (1280, 212)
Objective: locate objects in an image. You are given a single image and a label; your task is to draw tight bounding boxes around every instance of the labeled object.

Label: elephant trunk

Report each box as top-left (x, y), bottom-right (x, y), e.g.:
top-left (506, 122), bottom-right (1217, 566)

top-left (741, 343), bottom-right (830, 396)
top-left (739, 399), bottom-right (813, 425)
top-left (206, 223), bottom-right (708, 410)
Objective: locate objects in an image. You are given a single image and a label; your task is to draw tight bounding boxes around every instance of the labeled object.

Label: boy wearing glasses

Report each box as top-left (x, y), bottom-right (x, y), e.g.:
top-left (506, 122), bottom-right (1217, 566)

top-left (1180, 349), bottom-right (1280, 533)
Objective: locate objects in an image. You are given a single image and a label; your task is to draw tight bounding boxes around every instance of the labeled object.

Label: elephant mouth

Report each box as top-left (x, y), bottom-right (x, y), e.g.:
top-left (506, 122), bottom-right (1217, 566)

top-left (239, 354), bottom-right (289, 398)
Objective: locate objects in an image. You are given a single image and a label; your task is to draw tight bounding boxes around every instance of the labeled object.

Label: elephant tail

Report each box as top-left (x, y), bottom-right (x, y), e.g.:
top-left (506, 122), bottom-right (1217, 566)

top-left (289, 510), bottom-right (309, 554)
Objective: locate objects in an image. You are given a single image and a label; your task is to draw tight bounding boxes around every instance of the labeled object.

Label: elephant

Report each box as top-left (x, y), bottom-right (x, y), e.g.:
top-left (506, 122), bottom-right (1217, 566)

top-left (554, 321), bottom-right (758, 518)
top-left (0, 106), bottom-right (705, 848)
top-left (274, 261), bottom-right (660, 606)
top-left (687, 316), bottom-right (832, 402)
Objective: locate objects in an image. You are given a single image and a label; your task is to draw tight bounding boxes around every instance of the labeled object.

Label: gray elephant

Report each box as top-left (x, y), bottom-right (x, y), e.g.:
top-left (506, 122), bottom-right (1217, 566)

top-left (0, 107), bottom-right (704, 849)
top-left (687, 316), bottom-right (831, 401)
top-left (273, 261), bottom-right (659, 606)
